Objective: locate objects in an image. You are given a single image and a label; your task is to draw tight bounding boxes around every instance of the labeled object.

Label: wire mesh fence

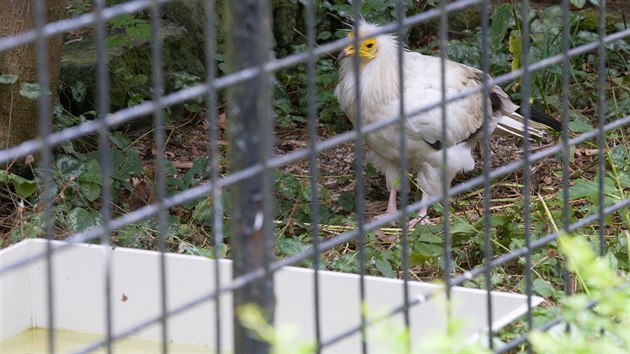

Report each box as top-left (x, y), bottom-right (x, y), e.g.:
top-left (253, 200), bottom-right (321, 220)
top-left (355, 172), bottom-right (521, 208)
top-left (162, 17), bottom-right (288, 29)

top-left (0, 0), bottom-right (629, 353)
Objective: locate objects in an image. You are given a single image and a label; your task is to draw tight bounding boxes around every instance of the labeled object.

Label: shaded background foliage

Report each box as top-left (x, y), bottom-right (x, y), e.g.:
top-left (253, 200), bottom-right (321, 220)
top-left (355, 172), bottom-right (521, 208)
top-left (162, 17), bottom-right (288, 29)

top-left (0, 0), bottom-right (628, 349)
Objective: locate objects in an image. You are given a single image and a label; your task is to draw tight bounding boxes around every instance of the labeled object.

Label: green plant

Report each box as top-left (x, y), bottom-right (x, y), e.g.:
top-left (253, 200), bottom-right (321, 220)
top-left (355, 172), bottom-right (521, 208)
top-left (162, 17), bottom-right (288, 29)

top-left (107, 13), bottom-right (152, 109)
top-left (237, 300), bottom-right (492, 353)
top-left (529, 234), bottom-right (629, 353)
top-left (66, 0), bottom-right (92, 17)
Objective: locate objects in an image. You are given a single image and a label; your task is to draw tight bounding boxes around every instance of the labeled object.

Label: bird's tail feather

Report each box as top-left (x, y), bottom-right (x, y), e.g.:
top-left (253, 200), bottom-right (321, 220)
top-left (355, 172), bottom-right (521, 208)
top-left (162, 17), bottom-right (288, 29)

top-left (516, 107), bottom-right (563, 132)
top-left (496, 108), bottom-right (560, 140)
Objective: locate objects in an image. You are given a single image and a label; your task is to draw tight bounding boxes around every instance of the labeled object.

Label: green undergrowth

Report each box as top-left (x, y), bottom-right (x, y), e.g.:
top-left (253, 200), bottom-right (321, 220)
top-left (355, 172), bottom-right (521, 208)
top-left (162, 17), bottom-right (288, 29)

top-left (1, 1), bottom-right (628, 350)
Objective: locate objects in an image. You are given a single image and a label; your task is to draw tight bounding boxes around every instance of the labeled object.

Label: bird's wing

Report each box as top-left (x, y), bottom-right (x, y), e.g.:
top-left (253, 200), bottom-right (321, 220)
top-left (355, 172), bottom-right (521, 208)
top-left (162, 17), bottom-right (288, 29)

top-left (400, 53), bottom-right (487, 148)
top-left (491, 85), bottom-right (560, 139)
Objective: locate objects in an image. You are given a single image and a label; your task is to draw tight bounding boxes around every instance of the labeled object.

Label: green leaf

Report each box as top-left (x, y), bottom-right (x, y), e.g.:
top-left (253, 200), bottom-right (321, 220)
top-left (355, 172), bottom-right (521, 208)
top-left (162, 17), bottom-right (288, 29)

top-left (117, 149), bottom-right (142, 180)
top-left (410, 252), bottom-right (430, 266)
top-left (192, 198), bottom-right (213, 224)
top-left (329, 253), bottom-right (358, 273)
top-left (317, 31), bottom-right (332, 40)
top-left (0, 74), bottom-right (18, 84)
top-left (78, 159), bottom-right (101, 201)
top-left (0, 171), bottom-right (37, 198)
top-left (509, 30), bottom-right (522, 71)
top-left (338, 191), bottom-right (355, 212)
top-left (66, 207), bottom-right (102, 233)
top-left (81, 182), bottom-right (101, 202)
top-left (450, 221), bottom-right (478, 237)
top-left (570, 0), bottom-right (587, 9)
top-left (276, 237), bottom-right (308, 257)
top-left (110, 14), bottom-right (134, 28)
top-left (417, 233), bottom-right (443, 244)
top-left (490, 3), bottom-right (513, 48)
top-left (56, 155), bottom-right (84, 178)
top-left (126, 23), bottom-right (151, 41)
top-left (532, 278), bottom-right (555, 297)
top-left (375, 257), bottom-right (395, 278)
top-left (568, 119), bottom-right (592, 133)
top-left (109, 131), bottom-right (132, 150)
top-left (414, 242), bottom-right (442, 258)
top-left (19, 83), bottom-right (43, 100)
top-left (13, 176), bottom-right (37, 198)
top-left (610, 144), bottom-right (629, 172)
top-left (569, 177), bottom-right (618, 205)
top-left (71, 81), bottom-right (87, 103)
top-left (107, 34), bottom-right (126, 48)
top-left (276, 172), bottom-right (300, 200)
top-left (183, 244), bottom-right (227, 259)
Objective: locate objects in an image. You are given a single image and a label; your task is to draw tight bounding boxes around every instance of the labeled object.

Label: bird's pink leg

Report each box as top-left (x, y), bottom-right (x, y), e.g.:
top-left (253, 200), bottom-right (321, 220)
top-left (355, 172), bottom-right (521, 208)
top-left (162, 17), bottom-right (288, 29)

top-left (385, 188), bottom-right (398, 214)
top-left (372, 189), bottom-right (398, 225)
top-left (408, 192), bottom-right (432, 227)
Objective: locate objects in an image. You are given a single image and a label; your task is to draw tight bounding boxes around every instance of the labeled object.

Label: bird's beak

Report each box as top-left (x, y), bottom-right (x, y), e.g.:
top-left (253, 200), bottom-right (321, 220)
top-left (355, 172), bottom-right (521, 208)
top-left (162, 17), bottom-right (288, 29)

top-left (337, 46), bottom-right (354, 62)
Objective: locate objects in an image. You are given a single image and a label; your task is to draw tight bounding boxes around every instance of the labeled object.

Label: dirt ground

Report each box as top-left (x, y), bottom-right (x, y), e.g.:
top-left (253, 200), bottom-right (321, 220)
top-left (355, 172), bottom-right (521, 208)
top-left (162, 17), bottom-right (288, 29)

top-left (131, 109), bottom-right (572, 225)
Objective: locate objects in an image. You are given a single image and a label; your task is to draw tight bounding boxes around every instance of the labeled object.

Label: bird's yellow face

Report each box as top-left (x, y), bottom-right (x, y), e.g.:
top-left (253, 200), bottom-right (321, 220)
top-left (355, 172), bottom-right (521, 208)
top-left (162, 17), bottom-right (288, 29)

top-left (338, 32), bottom-right (378, 61)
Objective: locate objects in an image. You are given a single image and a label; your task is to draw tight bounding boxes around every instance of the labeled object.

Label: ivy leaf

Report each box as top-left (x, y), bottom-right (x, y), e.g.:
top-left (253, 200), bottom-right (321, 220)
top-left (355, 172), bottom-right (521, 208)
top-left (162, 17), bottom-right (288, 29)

top-left (0, 74), bottom-right (18, 84)
top-left (66, 207), bottom-right (102, 233)
top-left (19, 83), bottom-right (44, 100)
top-left (71, 81), bottom-right (87, 103)
top-left (490, 3), bottom-right (513, 48)
top-left (277, 237), bottom-right (308, 257)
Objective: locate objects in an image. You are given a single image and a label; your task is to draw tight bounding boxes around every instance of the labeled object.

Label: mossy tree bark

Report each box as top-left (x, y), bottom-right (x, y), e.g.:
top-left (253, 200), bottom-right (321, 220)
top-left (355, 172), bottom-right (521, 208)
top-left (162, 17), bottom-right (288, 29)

top-left (0, 0), bottom-right (65, 171)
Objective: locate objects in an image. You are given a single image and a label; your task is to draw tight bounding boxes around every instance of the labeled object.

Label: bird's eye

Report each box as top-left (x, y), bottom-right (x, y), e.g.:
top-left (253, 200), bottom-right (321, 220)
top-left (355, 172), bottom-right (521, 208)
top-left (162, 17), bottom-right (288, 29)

top-left (366, 43), bottom-right (374, 49)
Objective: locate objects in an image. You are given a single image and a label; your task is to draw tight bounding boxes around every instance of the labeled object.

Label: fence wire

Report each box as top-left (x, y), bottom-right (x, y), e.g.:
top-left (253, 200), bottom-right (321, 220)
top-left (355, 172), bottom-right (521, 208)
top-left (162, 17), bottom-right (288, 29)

top-left (0, 0), bottom-right (628, 353)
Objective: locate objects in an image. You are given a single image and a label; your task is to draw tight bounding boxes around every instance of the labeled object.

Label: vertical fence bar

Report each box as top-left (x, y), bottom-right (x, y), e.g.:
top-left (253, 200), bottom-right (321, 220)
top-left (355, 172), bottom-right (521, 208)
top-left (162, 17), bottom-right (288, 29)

top-left (560, 0), bottom-right (573, 312)
top-left (149, 1), bottom-right (169, 352)
top-left (224, 1), bottom-right (275, 353)
top-left (438, 0), bottom-right (453, 317)
top-left (32, 0), bottom-right (55, 352)
top-left (350, 1), bottom-right (368, 353)
top-left (520, 1), bottom-right (534, 352)
top-left (304, 0), bottom-right (322, 352)
top-left (394, 0), bottom-right (411, 350)
top-left (204, 0), bottom-right (223, 352)
top-left (94, 0), bottom-right (114, 352)
top-left (597, 0), bottom-right (607, 257)
top-left (393, 2), bottom-right (412, 351)
top-left (479, 0), bottom-right (494, 349)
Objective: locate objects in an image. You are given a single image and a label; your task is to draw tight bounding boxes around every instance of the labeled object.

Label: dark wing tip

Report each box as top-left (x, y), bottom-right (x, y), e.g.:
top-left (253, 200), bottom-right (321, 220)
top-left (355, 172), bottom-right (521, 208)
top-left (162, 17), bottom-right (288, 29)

top-left (516, 107), bottom-right (562, 132)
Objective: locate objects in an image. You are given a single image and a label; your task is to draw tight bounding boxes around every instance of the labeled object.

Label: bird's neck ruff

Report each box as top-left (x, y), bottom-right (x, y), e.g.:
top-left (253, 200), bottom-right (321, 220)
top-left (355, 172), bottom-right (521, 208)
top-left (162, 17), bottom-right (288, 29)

top-left (337, 27), bottom-right (404, 119)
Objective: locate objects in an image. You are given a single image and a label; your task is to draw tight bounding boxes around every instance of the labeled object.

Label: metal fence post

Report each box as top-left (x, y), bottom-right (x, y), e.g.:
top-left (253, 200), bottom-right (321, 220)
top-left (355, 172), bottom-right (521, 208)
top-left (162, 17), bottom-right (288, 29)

top-left (224, 0), bottom-right (275, 353)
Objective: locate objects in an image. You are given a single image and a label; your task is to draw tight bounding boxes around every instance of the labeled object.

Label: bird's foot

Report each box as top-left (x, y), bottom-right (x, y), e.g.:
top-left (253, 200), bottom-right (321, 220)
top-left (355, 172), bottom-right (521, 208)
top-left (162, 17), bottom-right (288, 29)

top-left (372, 212), bottom-right (398, 226)
top-left (408, 215), bottom-right (432, 228)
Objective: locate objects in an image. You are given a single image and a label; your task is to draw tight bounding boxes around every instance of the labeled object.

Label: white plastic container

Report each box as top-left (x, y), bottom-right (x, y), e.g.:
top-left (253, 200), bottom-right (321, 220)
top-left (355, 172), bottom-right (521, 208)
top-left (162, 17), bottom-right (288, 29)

top-left (1, 239), bottom-right (541, 352)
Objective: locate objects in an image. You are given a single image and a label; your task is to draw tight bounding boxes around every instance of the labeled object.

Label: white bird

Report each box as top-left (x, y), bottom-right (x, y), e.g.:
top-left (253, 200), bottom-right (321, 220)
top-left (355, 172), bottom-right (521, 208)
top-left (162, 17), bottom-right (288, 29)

top-left (335, 21), bottom-right (561, 225)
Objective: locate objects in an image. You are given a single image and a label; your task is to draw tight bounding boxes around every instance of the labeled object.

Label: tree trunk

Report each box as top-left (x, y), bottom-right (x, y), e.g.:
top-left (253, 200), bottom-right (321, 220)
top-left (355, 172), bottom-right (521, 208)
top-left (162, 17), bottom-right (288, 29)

top-left (0, 0), bottom-right (65, 171)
